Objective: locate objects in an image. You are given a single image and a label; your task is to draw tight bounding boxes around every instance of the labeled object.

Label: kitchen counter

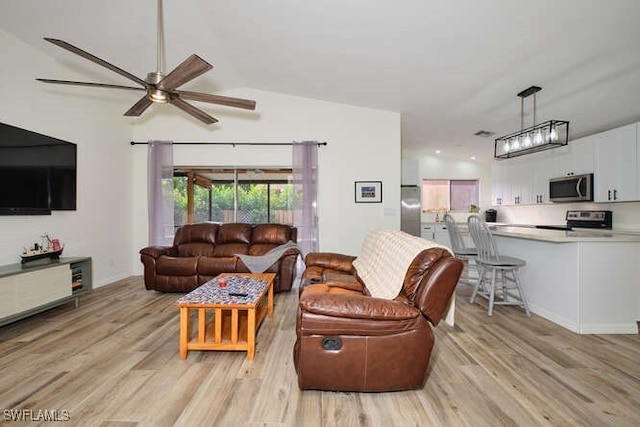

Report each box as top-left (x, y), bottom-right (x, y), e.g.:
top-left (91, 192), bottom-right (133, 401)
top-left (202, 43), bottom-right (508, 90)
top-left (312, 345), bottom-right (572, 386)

top-left (490, 225), bottom-right (640, 243)
top-left (490, 231), bottom-right (640, 334)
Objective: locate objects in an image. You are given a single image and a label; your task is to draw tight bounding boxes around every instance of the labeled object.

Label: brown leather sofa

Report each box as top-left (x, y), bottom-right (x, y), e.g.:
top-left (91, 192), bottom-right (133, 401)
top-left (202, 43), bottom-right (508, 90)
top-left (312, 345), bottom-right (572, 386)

top-left (293, 247), bottom-right (463, 392)
top-left (140, 223), bottom-right (298, 293)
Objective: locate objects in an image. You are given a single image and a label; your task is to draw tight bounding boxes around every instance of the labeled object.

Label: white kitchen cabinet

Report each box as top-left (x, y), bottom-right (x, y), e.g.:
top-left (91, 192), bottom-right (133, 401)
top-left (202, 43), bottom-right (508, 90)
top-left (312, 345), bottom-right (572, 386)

top-left (506, 157), bottom-right (533, 205)
top-left (434, 223), bottom-right (451, 248)
top-left (530, 149), bottom-right (556, 203)
top-left (552, 134), bottom-right (595, 178)
top-left (421, 222), bottom-right (452, 248)
top-left (493, 156), bottom-right (537, 206)
top-left (594, 123), bottom-right (637, 202)
top-left (420, 223), bottom-right (435, 240)
top-left (491, 161), bottom-right (508, 206)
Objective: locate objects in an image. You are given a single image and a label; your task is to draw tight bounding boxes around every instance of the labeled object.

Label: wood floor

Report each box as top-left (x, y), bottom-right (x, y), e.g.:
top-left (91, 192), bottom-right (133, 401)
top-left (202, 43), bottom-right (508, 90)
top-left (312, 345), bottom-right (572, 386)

top-left (0, 276), bottom-right (639, 426)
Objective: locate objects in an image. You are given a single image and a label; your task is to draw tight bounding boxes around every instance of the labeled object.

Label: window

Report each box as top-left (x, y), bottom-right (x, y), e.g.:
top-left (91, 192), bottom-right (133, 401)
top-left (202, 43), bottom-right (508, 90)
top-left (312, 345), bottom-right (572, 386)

top-left (422, 179), bottom-right (479, 212)
top-left (173, 168), bottom-right (294, 228)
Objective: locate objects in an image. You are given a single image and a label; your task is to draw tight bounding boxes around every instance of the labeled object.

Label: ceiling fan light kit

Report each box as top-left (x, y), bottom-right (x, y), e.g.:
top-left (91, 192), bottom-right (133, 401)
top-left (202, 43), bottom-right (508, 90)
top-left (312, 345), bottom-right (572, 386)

top-left (145, 72), bottom-right (168, 103)
top-left (36, 0), bottom-right (255, 125)
top-left (148, 90), bottom-right (169, 103)
top-left (494, 86), bottom-right (569, 160)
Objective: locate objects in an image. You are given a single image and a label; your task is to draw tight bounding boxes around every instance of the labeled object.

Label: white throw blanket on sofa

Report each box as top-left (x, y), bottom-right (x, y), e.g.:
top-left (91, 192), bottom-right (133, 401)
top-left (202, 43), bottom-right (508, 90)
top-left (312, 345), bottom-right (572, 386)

top-left (352, 229), bottom-right (452, 300)
top-left (235, 240), bottom-right (300, 273)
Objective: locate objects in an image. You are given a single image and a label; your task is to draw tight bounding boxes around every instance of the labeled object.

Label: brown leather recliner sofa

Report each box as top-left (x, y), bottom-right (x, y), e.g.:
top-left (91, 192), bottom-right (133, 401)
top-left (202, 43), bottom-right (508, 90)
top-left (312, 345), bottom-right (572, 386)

top-left (293, 230), bottom-right (463, 392)
top-left (140, 222), bottom-right (298, 293)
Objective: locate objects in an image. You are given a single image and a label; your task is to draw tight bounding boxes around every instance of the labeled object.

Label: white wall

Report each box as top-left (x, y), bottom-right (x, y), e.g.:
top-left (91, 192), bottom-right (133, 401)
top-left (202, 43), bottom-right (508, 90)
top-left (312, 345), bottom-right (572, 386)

top-left (130, 89), bottom-right (401, 270)
top-left (0, 30), bottom-right (134, 287)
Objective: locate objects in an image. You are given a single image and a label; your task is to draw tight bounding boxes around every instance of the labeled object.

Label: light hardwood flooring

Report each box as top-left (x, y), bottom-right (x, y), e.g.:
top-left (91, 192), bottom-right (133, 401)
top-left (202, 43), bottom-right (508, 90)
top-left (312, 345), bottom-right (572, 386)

top-left (0, 276), bottom-right (639, 426)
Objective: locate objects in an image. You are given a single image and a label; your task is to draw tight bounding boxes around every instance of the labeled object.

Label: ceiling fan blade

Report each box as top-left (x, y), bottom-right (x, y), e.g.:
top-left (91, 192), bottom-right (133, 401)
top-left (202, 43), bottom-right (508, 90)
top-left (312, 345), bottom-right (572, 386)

top-left (174, 90), bottom-right (257, 110)
top-left (44, 38), bottom-right (148, 88)
top-left (170, 97), bottom-right (218, 124)
top-left (159, 54), bottom-right (212, 91)
top-left (36, 78), bottom-right (146, 92)
top-left (124, 96), bottom-right (154, 117)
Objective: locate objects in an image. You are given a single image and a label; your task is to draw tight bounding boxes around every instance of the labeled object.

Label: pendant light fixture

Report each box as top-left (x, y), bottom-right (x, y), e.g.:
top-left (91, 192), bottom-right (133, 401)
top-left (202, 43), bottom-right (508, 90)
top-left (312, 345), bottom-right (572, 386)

top-left (494, 86), bottom-right (569, 159)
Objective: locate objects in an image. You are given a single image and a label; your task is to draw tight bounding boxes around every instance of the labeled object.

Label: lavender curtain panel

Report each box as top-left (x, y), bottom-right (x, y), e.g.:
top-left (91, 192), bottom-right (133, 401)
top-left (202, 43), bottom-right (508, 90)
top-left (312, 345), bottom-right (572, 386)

top-left (292, 141), bottom-right (319, 257)
top-left (148, 141), bottom-right (174, 246)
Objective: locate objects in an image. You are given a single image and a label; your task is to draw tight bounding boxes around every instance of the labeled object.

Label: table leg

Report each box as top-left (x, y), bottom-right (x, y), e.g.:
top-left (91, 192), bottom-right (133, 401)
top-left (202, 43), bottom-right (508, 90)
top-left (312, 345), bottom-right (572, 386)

top-left (267, 280), bottom-right (274, 318)
top-left (231, 308), bottom-right (239, 344)
top-left (247, 308), bottom-right (256, 360)
top-left (179, 307), bottom-right (189, 359)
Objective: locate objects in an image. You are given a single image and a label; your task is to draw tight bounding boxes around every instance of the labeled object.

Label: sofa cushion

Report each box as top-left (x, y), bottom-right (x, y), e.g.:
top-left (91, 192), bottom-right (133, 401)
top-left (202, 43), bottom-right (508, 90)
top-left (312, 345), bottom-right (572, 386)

top-left (173, 223), bottom-right (218, 246)
top-left (217, 223), bottom-right (253, 244)
top-left (252, 223), bottom-right (293, 244)
top-left (213, 223), bottom-right (253, 256)
top-left (173, 223), bottom-right (218, 257)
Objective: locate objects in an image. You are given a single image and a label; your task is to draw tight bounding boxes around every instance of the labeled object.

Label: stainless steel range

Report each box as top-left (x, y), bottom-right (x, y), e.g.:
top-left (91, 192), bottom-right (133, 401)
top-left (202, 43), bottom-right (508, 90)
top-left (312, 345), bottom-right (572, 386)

top-left (536, 210), bottom-right (612, 231)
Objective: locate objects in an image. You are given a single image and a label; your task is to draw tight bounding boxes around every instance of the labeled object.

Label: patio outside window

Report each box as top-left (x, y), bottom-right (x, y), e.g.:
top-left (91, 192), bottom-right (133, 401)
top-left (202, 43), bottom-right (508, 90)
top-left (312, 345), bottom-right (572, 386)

top-left (173, 168), bottom-right (294, 230)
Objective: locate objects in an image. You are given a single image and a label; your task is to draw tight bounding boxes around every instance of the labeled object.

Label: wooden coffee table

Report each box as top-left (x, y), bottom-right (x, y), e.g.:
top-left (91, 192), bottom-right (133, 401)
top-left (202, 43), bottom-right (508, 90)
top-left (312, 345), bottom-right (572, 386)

top-left (174, 273), bottom-right (275, 360)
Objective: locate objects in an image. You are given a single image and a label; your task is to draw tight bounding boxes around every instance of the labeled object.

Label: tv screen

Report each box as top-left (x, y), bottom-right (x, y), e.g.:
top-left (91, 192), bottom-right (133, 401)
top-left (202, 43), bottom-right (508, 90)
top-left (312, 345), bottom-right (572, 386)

top-left (0, 122), bottom-right (77, 215)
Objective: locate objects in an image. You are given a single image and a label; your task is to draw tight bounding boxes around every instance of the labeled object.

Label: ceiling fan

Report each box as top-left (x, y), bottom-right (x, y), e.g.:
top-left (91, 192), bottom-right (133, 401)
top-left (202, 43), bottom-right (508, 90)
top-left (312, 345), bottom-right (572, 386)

top-left (36, 0), bottom-right (256, 125)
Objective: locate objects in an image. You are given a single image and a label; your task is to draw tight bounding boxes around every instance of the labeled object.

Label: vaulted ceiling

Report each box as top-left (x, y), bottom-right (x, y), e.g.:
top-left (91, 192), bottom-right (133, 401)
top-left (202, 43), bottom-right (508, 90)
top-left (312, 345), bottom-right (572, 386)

top-left (3, 0), bottom-right (640, 160)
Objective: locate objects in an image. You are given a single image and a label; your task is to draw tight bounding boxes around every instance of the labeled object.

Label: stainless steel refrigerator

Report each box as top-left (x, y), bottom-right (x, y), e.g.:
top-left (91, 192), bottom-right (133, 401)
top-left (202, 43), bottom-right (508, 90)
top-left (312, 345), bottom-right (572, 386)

top-left (401, 185), bottom-right (421, 236)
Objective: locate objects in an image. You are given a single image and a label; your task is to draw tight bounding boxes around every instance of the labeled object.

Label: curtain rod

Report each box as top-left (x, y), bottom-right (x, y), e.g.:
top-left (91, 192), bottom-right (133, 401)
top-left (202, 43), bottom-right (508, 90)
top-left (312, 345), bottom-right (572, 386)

top-left (130, 141), bottom-right (327, 146)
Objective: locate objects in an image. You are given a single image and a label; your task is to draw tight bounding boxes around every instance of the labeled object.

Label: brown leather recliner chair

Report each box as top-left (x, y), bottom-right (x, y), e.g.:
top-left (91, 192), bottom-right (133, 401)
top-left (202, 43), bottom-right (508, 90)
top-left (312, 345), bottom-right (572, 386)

top-left (293, 247), bottom-right (462, 392)
top-left (140, 222), bottom-right (298, 293)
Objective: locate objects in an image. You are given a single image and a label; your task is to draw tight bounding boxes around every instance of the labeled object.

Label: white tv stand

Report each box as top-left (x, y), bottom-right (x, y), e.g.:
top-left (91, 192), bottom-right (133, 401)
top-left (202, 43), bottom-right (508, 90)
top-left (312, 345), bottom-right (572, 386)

top-left (0, 257), bottom-right (91, 327)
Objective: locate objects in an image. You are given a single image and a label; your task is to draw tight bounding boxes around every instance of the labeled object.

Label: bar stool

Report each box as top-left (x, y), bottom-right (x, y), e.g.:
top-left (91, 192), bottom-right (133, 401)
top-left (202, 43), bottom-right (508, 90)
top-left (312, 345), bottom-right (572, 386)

top-left (443, 214), bottom-right (478, 286)
top-left (467, 215), bottom-right (530, 317)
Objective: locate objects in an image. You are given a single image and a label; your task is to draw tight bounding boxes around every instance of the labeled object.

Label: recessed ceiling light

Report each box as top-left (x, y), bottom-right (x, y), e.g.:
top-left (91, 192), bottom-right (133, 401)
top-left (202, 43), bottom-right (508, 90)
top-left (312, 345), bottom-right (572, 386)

top-left (470, 156), bottom-right (476, 160)
top-left (474, 130), bottom-right (495, 138)
top-left (436, 150), bottom-right (441, 154)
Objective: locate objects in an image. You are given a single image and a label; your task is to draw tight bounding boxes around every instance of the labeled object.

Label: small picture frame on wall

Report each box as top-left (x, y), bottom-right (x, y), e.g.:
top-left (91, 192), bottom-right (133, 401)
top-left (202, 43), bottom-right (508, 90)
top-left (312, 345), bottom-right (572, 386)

top-left (355, 181), bottom-right (382, 203)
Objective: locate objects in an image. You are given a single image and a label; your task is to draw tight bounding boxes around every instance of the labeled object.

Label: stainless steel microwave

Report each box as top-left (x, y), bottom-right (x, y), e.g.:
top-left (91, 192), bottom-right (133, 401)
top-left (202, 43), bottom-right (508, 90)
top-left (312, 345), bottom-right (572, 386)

top-left (549, 173), bottom-right (594, 202)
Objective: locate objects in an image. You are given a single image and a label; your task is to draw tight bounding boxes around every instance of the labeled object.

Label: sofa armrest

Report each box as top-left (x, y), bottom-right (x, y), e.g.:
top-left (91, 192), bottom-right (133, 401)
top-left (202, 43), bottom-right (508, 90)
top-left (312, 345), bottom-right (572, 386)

top-left (304, 252), bottom-right (356, 273)
top-left (299, 292), bottom-right (419, 321)
top-left (139, 246), bottom-right (174, 259)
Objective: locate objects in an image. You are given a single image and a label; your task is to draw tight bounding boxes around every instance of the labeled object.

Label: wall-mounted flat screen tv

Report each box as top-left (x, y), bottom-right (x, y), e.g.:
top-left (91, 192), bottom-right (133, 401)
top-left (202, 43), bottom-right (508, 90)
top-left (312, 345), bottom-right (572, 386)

top-left (0, 122), bottom-right (77, 215)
